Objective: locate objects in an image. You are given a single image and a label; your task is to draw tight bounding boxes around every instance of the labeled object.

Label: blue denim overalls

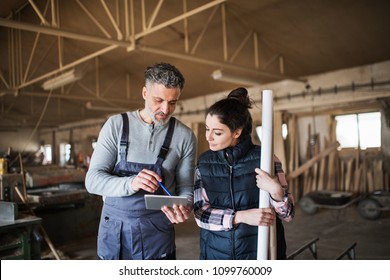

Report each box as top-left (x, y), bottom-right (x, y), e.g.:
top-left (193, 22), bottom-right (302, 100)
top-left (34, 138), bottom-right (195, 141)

top-left (97, 113), bottom-right (177, 260)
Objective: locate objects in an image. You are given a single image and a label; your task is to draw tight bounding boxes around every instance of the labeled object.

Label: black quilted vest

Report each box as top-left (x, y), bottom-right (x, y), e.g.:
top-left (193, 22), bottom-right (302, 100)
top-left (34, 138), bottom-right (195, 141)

top-left (198, 136), bottom-right (286, 260)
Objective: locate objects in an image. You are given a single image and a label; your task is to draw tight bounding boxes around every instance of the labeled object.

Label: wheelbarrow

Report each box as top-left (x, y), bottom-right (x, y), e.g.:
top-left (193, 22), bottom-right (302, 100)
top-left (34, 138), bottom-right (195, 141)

top-left (299, 190), bottom-right (360, 215)
top-left (357, 189), bottom-right (390, 220)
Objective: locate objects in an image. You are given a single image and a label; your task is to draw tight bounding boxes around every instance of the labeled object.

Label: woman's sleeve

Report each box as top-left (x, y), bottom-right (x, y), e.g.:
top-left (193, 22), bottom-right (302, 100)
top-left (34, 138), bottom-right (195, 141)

top-left (271, 156), bottom-right (295, 222)
top-left (193, 168), bottom-right (235, 231)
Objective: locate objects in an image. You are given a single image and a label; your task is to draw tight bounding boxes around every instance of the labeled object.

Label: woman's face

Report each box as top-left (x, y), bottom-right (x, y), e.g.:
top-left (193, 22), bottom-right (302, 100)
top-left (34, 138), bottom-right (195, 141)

top-left (205, 114), bottom-right (242, 151)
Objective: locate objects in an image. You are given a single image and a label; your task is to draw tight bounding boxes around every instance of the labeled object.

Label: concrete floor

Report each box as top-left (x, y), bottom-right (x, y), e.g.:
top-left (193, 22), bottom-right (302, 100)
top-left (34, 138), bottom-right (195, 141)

top-left (177, 204), bottom-right (390, 260)
top-left (283, 205), bottom-right (390, 260)
top-left (53, 204), bottom-right (390, 260)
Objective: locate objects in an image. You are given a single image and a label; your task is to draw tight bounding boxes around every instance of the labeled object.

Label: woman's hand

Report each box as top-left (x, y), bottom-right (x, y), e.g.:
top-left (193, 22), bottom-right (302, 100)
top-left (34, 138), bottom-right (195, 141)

top-left (233, 208), bottom-right (275, 227)
top-left (255, 168), bottom-right (284, 202)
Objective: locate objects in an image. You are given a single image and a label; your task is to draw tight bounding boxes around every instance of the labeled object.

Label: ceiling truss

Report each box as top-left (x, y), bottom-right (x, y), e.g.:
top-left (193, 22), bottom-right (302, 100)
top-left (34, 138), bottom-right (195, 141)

top-left (1, 0), bottom-right (294, 95)
top-left (1, 0), bottom-right (389, 130)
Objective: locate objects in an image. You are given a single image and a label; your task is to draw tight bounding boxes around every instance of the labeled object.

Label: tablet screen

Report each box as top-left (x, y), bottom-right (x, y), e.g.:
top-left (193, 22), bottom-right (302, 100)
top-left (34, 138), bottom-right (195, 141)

top-left (144, 194), bottom-right (189, 210)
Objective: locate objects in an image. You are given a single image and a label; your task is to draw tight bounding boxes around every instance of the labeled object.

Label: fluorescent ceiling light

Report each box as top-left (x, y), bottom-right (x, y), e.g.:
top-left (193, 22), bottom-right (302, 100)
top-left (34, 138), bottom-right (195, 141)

top-left (211, 69), bottom-right (260, 86)
top-left (42, 69), bottom-right (82, 90)
top-left (85, 102), bottom-right (126, 111)
top-left (0, 90), bottom-right (18, 97)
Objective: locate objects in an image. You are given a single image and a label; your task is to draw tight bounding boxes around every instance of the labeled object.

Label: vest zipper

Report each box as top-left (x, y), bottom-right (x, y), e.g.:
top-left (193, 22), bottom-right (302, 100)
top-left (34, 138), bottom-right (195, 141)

top-left (229, 164), bottom-right (236, 260)
top-left (229, 165), bottom-right (235, 210)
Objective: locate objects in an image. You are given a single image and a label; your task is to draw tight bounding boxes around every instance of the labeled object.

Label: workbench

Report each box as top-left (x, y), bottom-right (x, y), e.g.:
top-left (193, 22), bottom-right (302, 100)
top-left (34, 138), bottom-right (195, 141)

top-left (0, 215), bottom-right (42, 260)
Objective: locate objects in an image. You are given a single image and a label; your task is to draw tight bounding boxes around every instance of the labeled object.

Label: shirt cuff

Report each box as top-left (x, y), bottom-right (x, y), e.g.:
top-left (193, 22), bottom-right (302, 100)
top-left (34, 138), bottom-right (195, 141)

top-left (127, 177), bottom-right (136, 195)
top-left (270, 189), bottom-right (289, 203)
top-left (223, 209), bottom-right (235, 229)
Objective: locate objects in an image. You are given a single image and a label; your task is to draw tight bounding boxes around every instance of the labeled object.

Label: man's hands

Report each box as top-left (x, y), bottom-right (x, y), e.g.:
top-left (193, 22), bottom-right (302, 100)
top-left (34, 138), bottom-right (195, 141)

top-left (131, 169), bottom-right (161, 193)
top-left (161, 204), bottom-right (192, 224)
top-left (131, 169), bottom-right (192, 224)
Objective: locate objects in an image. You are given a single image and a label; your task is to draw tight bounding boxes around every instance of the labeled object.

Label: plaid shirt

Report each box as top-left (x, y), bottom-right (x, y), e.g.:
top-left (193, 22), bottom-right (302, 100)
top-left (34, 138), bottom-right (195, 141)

top-left (194, 156), bottom-right (294, 231)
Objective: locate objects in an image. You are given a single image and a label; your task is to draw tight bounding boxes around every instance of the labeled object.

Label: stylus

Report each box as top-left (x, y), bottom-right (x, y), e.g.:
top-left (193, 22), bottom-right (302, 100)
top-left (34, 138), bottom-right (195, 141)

top-left (158, 181), bottom-right (172, 196)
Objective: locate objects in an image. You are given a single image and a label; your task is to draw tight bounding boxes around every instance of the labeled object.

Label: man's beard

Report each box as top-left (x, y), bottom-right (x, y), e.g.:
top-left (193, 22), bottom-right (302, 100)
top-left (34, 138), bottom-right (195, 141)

top-left (146, 105), bottom-right (170, 126)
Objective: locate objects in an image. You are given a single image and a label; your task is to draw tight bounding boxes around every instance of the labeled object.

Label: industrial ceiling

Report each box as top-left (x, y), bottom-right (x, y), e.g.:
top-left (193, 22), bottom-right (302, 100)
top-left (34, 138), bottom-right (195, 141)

top-left (1, 0), bottom-right (390, 131)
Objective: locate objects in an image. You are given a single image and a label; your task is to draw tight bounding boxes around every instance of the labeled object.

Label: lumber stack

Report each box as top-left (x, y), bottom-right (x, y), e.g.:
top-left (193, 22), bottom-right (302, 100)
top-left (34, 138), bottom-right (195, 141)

top-left (285, 116), bottom-right (388, 200)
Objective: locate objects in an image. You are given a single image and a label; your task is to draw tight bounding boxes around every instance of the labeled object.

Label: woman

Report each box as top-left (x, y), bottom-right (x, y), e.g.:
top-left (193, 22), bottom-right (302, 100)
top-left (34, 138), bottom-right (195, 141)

top-left (194, 87), bottom-right (294, 260)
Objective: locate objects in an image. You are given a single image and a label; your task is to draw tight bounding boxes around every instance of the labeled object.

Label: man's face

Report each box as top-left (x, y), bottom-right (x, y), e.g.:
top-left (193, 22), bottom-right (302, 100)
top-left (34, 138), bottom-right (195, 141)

top-left (142, 83), bottom-right (181, 125)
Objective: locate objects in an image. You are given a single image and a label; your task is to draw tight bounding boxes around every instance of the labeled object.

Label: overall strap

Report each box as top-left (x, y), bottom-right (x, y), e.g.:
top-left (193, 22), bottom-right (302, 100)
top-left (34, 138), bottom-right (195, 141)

top-left (119, 113), bottom-right (176, 163)
top-left (119, 113), bottom-right (129, 161)
top-left (157, 117), bottom-right (176, 164)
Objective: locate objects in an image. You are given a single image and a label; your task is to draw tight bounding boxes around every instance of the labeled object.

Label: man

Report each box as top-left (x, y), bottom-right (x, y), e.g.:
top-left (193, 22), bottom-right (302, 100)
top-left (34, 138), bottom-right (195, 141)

top-left (85, 62), bottom-right (197, 260)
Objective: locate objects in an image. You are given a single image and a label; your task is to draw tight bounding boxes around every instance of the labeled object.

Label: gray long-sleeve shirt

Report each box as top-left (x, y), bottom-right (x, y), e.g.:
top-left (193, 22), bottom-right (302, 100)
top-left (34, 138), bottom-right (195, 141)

top-left (85, 110), bottom-right (197, 200)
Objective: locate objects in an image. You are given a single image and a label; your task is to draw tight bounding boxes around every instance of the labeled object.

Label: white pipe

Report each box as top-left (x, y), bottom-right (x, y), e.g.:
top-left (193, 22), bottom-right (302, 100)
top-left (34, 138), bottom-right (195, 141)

top-left (257, 89), bottom-right (274, 260)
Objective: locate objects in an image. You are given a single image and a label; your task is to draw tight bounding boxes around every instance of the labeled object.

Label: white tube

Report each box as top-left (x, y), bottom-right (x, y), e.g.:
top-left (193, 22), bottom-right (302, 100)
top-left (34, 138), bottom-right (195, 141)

top-left (257, 89), bottom-right (274, 260)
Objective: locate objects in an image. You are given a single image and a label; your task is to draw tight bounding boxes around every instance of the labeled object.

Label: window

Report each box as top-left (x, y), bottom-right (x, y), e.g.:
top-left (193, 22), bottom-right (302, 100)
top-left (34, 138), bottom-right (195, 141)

top-left (335, 112), bottom-right (381, 149)
top-left (282, 123), bottom-right (288, 139)
top-left (59, 143), bottom-right (72, 166)
top-left (43, 144), bottom-right (52, 164)
top-left (256, 123), bottom-right (288, 142)
top-left (91, 138), bottom-right (97, 150)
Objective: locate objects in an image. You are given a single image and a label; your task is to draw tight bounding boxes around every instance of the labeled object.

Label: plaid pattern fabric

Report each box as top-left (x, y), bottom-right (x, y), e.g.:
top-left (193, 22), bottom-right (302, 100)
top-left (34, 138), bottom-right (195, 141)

top-left (194, 156), bottom-right (294, 231)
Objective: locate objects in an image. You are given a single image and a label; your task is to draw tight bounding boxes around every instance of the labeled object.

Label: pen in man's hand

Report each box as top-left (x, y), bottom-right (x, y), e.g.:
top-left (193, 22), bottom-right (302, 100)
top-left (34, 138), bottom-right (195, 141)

top-left (158, 181), bottom-right (172, 196)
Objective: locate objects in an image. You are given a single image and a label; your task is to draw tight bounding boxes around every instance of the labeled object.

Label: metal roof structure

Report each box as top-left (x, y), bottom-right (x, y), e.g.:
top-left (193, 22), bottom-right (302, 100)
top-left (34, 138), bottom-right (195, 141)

top-left (1, 0), bottom-right (389, 131)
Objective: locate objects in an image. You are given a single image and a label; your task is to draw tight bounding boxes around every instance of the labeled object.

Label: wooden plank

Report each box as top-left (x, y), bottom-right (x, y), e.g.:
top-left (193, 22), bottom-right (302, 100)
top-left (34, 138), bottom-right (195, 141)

top-left (327, 146), bottom-right (336, 190)
top-left (304, 171), bottom-right (312, 195)
top-left (293, 117), bottom-right (301, 198)
top-left (287, 116), bottom-right (296, 175)
top-left (287, 115), bottom-right (301, 199)
top-left (310, 134), bottom-right (320, 192)
top-left (361, 157), bottom-right (368, 193)
top-left (353, 166), bottom-right (362, 193)
top-left (274, 112), bottom-right (286, 171)
top-left (345, 158), bottom-right (354, 192)
top-left (340, 160), bottom-right (345, 191)
top-left (373, 160), bottom-right (383, 190)
top-left (287, 142), bottom-right (340, 180)
top-left (317, 156), bottom-right (326, 191)
top-left (311, 162), bottom-right (318, 192)
top-left (367, 171), bottom-right (374, 192)
top-left (318, 137), bottom-right (329, 191)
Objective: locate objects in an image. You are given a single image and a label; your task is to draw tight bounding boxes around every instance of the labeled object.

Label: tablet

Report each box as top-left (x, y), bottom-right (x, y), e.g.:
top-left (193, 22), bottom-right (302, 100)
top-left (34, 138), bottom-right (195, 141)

top-left (144, 194), bottom-right (189, 210)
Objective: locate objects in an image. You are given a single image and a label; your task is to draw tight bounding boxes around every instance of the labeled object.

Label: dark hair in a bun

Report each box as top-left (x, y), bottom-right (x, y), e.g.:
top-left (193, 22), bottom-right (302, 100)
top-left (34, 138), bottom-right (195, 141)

top-left (206, 87), bottom-right (253, 140)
